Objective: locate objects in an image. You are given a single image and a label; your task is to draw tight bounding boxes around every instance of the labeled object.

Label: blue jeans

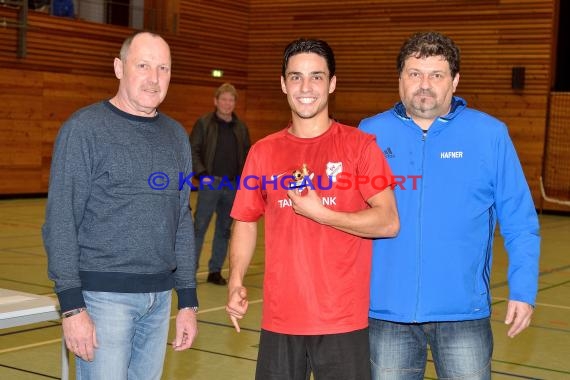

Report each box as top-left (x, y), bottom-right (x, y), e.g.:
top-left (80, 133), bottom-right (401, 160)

top-left (77, 290), bottom-right (172, 380)
top-left (193, 178), bottom-right (236, 273)
top-left (369, 318), bottom-right (492, 380)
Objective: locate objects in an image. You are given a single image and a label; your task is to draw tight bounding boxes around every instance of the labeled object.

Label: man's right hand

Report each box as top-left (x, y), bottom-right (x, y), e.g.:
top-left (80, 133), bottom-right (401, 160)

top-left (62, 310), bottom-right (98, 361)
top-left (226, 286), bottom-right (249, 333)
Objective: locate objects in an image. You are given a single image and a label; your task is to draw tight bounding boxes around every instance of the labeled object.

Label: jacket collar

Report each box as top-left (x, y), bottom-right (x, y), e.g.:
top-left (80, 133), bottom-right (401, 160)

top-left (214, 112), bottom-right (235, 124)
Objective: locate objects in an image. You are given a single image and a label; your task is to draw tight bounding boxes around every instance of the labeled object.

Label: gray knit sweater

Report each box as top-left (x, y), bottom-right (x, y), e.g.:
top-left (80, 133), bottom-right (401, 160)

top-left (42, 101), bottom-right (197, 312)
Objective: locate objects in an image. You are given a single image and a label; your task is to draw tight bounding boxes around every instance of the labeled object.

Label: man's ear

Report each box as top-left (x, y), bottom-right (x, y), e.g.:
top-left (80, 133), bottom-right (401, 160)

top-left (328, 75), bottom-right (337, 94)
top-left (113, 57), bottom-right (123, 80)
top-left (281, 76), bottom-right (287, 95)
top-left (452, 73), bottom-right (460, 93)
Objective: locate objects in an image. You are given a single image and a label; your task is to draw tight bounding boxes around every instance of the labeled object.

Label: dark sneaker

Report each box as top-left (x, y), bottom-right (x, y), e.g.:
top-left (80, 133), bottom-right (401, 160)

top-left (207, 272), bottom-right (227, 286)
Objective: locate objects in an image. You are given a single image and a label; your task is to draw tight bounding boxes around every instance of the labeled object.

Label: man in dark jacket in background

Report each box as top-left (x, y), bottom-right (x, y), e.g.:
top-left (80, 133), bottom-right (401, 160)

top-left (190, 83), bottom-right (251, 285)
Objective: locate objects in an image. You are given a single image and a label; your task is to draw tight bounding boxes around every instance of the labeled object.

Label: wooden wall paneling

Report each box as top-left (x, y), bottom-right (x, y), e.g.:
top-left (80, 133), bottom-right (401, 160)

top-left (243, 88), bottom-right (291, 142)
top-left (246, 0), bottom-right (556, 208)
top-left (0, 69), bottom-right (44, 194)
top-left (0, 1), bottom-right (250, 194)
top-left (173, 0), bottom-right (249, 87)
top-left (0, 120), bottom-right (43, 193)
top-left (0, 9), bottom-right (19, 62)
top-left (143, 0), bottom-right (180, 34)
top-left (0, 11), bottom-right (129, 75)
top-left (0, 0), bottom-right (564, 212)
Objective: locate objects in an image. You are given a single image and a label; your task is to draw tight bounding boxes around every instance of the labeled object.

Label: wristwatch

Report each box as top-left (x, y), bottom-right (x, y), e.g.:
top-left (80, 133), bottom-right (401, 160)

top-left (61, 307), bottom-right (86, 318)
top-left (181, 306), bottom-right (198, 313)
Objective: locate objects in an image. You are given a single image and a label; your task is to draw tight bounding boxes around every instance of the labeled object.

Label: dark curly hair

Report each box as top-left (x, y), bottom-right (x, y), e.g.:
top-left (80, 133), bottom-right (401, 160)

top-left (397, 32), bottom-right (460, 77)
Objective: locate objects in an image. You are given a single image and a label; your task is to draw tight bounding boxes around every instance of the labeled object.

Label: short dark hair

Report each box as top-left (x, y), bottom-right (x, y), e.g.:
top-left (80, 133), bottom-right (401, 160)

top-left (282, 38), bottom-right (336, 78)
top-left (397, 32), bottom-right (460, 77)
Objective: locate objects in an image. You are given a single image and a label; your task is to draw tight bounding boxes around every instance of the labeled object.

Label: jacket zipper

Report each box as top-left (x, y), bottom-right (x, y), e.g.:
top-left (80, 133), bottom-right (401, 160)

top-left (413, 128), bottom-right (428, 322)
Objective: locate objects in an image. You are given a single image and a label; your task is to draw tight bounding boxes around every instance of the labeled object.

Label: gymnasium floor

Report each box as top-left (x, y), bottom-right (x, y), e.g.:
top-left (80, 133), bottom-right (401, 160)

top-left (0, 195), bottom-right (569, 379)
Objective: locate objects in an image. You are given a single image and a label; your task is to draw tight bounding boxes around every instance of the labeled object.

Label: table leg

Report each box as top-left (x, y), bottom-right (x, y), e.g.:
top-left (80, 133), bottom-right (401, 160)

top-left (61, 334), bottom-right (69, 380)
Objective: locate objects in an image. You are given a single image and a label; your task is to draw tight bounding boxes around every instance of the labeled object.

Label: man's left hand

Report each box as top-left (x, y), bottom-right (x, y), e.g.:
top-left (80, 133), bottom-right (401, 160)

top-left (505, 300), bottom-right (533, 338)
top-left (172, 308), bottom-right (198, 351)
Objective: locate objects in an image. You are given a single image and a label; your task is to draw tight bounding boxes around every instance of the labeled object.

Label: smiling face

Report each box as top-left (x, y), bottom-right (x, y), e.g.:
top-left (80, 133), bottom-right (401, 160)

top-left (280, 52), bottom-right (336, 121)
top-left (399, 55), bottom-right (459, 128)
top-left (113, 33), bottom-right (171, 117)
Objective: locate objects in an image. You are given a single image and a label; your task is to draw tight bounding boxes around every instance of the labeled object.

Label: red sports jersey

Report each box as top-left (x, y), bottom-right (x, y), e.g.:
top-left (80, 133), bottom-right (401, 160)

top-left (231, 122), bottom-right (393, 335)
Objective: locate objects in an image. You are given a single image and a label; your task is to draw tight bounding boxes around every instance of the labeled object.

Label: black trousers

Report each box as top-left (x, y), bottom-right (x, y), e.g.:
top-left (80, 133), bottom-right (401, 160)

top-left (256, 328), bottom-right (371, 380)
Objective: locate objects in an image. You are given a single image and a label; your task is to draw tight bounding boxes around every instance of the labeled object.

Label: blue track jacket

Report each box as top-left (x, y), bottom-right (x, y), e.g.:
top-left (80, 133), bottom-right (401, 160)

top-left (359, 97), bottom-right (540, 322)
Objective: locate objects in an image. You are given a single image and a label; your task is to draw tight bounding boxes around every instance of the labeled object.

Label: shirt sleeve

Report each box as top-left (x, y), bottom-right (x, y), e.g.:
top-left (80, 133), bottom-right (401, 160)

top-left (189, 118), bottom-right (208, 177)
top-left (231, 143), bottom-right (266, 222)
top-left (42, 117), bottom-right (92, 312)
top-left (494, 124), bottom-right (540, 305)
top-left (174, 127), bottom-right (199, 309)
top-left (356, 134), bottom-right (395, 202)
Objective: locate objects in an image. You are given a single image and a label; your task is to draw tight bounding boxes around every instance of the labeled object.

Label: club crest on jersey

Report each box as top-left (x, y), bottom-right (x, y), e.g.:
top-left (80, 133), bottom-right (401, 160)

top-left (326, 162), bottom-right (342, 182)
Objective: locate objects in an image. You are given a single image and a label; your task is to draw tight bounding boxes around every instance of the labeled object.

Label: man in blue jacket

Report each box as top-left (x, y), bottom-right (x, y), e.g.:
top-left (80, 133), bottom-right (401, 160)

top-left (359, 31), bottom-right (540, 380)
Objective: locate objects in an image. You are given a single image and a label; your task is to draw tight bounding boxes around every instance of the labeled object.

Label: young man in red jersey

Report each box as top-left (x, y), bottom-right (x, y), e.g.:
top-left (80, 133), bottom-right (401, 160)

top-left (226, 38), bottom-right (400, 380)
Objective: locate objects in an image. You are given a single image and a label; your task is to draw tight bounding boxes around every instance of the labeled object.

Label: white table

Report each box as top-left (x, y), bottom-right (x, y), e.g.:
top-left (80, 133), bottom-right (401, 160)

top-left (0, 288), bottom-right (68, 380)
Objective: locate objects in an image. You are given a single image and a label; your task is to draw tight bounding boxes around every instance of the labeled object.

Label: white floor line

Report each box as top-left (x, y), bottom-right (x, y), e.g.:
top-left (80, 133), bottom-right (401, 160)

top-left (170, 298), bottom-right (263, 319)
top-left (0, 300), bottom-right (264, 355)
top-left (0, 338), bottom-right (62, 354)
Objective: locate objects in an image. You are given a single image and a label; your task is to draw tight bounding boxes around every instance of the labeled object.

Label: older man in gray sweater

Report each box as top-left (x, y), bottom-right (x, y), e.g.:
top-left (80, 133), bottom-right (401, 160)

top-left (42, 31), bottom-right (198, 380)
